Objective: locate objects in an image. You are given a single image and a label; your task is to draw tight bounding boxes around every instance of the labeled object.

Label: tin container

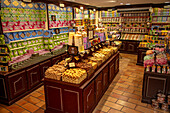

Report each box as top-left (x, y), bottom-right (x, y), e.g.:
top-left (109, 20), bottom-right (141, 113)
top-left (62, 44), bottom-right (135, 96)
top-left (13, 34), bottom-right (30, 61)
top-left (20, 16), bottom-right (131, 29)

top-left (161, 103), bottom-right (168, 111)
top-left (152, 99), bottom-right (159, 109)
top-left (157, 93), bottom-right (165, 103)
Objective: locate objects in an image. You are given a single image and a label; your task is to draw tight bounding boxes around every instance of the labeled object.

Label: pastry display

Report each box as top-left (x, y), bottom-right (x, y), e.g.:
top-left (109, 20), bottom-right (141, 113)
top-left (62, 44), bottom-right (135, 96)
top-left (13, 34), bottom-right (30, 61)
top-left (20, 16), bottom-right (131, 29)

top-left (76, 62), bottom-right (93, 75)
top-left (62, 68), bottom-right (87, 84)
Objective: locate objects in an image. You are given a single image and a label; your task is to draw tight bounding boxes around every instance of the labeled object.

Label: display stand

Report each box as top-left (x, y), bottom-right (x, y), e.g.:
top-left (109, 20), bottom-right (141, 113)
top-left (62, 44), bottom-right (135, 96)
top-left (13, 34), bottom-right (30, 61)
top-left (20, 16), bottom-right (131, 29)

top-left (44, 52), bottom-right (119, 113)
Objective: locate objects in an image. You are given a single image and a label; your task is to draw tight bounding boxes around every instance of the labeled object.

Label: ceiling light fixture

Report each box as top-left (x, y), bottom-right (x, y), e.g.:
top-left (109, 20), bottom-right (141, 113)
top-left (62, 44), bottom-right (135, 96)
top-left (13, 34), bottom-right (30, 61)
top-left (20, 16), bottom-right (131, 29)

top-left (126, 3), bottom-right (130, 5)
top-left (120, 3), bottom-right (123, 5)
top-left (108, 0), bottom-right (116, 2)
top-left (93, 9), bottom-right (96, 11)
top-left (80, 6), bottom-right (84, 10)
top-left (59, 3), bottom-right (65, 7)
top-left (165, 1), bottom-right (170, 3)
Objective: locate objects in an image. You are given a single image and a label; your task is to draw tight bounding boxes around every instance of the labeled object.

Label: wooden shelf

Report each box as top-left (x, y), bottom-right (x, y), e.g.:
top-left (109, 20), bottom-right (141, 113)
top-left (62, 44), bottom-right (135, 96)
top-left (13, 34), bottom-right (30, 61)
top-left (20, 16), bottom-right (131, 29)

top-left (120, 11), bottom-right (150, 14)
top-left (102, 22), bottom-right (120, 23)
top-left (152, 22), bottom-right (170, 24)
top-left (27, 43), bottom-right (43, 47)
top-left (3, 28), bottom-right (43, 33)
top-left (122, 32), bottom-right (148, 34)
top-left (10, 46), bottom-right (25, 50)
top-left (49, 26), bottom-right (69, 29)
top-left (122, 21), bottom-right (147, 23)
top-left (152, 15), bottom-right (170, 17)
top-left (54, 38), bottom-right (68, 41)
top-left (10, 36), bottom-right (43, 43)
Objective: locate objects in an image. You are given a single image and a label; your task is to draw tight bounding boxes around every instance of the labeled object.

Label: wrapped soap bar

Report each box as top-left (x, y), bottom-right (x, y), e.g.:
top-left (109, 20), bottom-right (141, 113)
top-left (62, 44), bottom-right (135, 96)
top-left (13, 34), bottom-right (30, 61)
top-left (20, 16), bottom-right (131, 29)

top-left (162, 65), bottom-right (166, 74)
top-left (146, 65), bottom-right (150, 72)
top-left (152, 65), bottom-right (156, 72)
top-left (157, 66), bottom-right (161, 73)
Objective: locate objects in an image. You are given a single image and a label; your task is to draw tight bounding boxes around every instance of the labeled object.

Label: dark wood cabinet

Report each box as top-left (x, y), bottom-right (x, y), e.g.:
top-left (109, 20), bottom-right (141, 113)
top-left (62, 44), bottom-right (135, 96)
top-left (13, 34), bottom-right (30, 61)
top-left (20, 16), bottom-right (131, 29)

top-left (84, 81), bottom-right (95, 113)
top-left (115, 55), bottom-right (119, 75)
top-left (40, 60), bottom-right (52, 80)
top-left (95, 72), bottom-right (103, 101)
top-left (44, 52), bottom-right (119, 113)
top-left (109, 59), bottom-right (115, 83)
top-left (136, 47), bottom-right (148, 66)
top-left (119, 41), bottom-right (126, 51)
top-left (8, 70), bottom-right (27, 99)
top-left (142, 71), bottom-right (170, 103)
top-left (27, 65), bottom-right (41, 90)
top-left (51, 56), bottom-right (61, 65)
top-left (103, 66), bottom-right (108, 91)
top-left (119, 40), bottom-right (140, 54)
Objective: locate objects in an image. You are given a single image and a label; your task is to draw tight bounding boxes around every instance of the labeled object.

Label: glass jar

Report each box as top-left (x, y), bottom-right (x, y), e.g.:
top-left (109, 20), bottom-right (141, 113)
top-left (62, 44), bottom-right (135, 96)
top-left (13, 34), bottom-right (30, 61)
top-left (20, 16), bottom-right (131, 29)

top-left (162, 103), bottom-right (168, 111)
top-left (157, 93), bottom-right (165, 103)
top-left (168, 95), bottom-right (170, 105)
top-left (152, 99), bottom-right (159, 109)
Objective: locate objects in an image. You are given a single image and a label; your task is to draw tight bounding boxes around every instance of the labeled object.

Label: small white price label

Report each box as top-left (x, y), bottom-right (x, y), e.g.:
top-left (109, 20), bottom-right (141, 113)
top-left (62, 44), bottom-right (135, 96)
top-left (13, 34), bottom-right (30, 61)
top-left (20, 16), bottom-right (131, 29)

top-left (69, 62), bottom-right (75, 68)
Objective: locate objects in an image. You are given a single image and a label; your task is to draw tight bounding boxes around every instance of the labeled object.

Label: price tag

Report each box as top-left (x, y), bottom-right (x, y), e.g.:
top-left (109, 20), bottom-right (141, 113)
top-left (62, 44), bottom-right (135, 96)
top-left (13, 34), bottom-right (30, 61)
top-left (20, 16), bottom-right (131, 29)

top-left (95, 46), bottom-right (98, 49)
top-left (69, 62), bottom-right (75, 68)
top-left (91, 48), bottom-right (94, 52)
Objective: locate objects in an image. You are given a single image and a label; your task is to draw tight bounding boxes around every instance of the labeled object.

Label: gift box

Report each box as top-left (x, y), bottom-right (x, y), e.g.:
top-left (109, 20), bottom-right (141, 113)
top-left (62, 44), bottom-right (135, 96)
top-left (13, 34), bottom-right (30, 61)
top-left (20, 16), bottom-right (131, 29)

top-left (38, 38), bottom-right (43, 43)
top-left (4, 33), bottom-right (15, 41)
top-left (25, 31), bottom-right (33, 38)
top-left (43, 30), bottom-right (53, 38)
top-left (27, 40), bottom-right (32, 45)
top-left (22, 41), bottom-right (28, 46)
top-left (31, 39), bottom-right (36, 44)
top-left (36, 30), bottom-right (43, 37)
top-left (40, 44), bottom-right (44, 49)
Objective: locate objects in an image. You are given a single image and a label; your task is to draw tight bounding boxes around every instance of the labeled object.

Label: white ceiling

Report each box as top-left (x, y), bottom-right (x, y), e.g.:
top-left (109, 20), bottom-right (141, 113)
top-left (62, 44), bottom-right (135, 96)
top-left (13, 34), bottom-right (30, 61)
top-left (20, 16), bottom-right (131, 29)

top-left (64, 0), bottom-right (170, 7)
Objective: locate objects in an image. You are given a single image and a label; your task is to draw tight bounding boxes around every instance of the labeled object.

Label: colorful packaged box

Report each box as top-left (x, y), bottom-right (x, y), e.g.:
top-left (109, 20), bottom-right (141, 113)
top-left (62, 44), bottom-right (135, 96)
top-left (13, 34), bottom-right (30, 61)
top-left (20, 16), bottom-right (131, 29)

top-left (11, 42), bottom-right (18, 48)
top-left (48, 38), bottom-right (53, 44)
top-left (34, 46), bottom-right (38, 51)
top-left (48, 44), bottom-right (54, 49)
top-left (44, 38), bottom-right (49, 44)
top-left (27, 40), bottom-right (32, 45)
top-left (36, 30), bottom-right (43, 37)
top-left (4, 33), bottom-right (15, 41)
top-left (25, 31), bottom-right (33, 39)
top-left (32, 30), bottom-right (38, 37)
top-left (21, 41), bottom-right (28, 46)
top-left (17, 41), bottom-right (22, 47)
top-left (13, 50), bottom-right (19, 57)
top-left (31, 39), bottom-right (36, 44)
top-left (43, 30), bottom-right (53, 38)
top-left (40, 44), bottom-right (44, 49)
top-left (38, 38), bottom-right (43, 43)
top-left (18, 49), bottom-right (24, 55)
top-left (44, 45), bottom-right (49, 49)
top-left (19, 32), bottom-right (26, 39)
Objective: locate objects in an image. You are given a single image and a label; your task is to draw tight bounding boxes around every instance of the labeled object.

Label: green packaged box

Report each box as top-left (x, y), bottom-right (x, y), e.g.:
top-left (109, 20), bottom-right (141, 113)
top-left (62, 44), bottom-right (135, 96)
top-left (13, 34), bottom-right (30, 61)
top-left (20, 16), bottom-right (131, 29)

top-left (18, 49), bottom-right (24, 55)
top-left (10, 51), bottom-right (14, 58)
top-left (27, 40), bottom-right (32, 45)
top-left (35, 39), bottom-right (39, 43)
top-left (22, 41), bottom-right (28, 46)
top-left (48, 44), bottom-right (53, 49)
top-left (33, 46), bottom-right (38, 51)
top-left (31, 39), bottom-right (36, 44)
top-left (12, 42), bottom-right (18, 48)
top-left (37, 45), bottom-right (41, 50)
top-left (17, 42), bottom-right (22, 47)
top-left (0, 35), bottom-right (5, 45)
top-left (40, 44), bottom-right (44, 49)
top-left (13, 50), bottom-right (19, 57)
top-left (23, 48), bottom-right (27, 54)
top-left (38, 38), bottom-right (43, 43)
top-left (44, 38), bottom-right (48, 44)
top-left (44, 45), bottom-right (49, 49)
top-left (48, 38), bottom-right (53, 44)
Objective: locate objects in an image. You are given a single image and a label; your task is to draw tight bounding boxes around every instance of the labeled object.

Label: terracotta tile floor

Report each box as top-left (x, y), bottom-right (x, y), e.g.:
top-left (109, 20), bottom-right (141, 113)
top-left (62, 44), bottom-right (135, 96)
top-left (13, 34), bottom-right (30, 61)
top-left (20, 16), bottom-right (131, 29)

top-left (0, 53), bottom-right (169, 113)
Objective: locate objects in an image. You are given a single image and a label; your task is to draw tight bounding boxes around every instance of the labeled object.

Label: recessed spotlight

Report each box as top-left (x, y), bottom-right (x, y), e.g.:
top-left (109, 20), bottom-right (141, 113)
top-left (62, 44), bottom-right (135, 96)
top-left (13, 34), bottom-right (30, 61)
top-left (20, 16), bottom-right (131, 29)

top-left (120, 3), bottom-right (123, 5)
top-left (126, 3), bottom-right (130, 5)
top-left (165, 1), bottom-right (170, 3)
top-left (80, 6), bottom-right (84, 10)
top-left (108, 1), bottom-right (116, 2)
top-left (59, 3), bottom-right (64, 7)
top-left (93, 9), bottom-right (96, 11)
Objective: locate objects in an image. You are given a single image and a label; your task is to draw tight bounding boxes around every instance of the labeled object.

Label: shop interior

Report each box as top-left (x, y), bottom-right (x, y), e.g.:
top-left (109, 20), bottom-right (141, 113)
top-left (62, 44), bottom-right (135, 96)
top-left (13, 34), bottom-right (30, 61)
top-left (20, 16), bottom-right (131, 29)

top-left (0, 0), bottom-right (169, 113)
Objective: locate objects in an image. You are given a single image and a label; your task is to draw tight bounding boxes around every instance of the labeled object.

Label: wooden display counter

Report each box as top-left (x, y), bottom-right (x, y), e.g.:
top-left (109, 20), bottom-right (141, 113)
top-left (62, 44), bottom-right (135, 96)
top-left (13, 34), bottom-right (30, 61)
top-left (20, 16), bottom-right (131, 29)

top-left (0, 46), bottom-right (68, 105)
top-left (119, 40), bottom-right (140, 54)
top-left (136, 47), bottom-right (149, 66)
top-left (142, 71), bottom-right (170, 104)
top-left (44, 52), bottom-right (119, 113)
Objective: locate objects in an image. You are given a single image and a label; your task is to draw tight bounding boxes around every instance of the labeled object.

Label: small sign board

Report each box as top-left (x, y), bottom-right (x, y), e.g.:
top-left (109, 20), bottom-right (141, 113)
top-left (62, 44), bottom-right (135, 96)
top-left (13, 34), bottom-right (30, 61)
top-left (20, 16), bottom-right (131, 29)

top-left (67, 45), bottom-right (78, 56)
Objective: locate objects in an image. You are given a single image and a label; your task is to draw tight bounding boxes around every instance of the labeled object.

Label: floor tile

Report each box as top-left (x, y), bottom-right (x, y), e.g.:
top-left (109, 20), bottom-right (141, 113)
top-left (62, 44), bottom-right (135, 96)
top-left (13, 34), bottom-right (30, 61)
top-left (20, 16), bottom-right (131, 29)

top-left (121, 107), bottom-right (142, 113)
top-left (106, 96), bottom-right (118, 103)
top-left (116, 86), bottom-right (134, 93)
top-left (104, 101), bottom-right (123, 110)
top-left (111, 93), bottom-right (129, 101)
top-left (123, 92), bottom-right (141, 100)
top-left (116, 100), bottom-right (136, 109)
top-left (5, 104), bottom-right (25, 113)
top-left (36, 101), bottom-right (45, 108)
top-left (24, 96), bottom-right (41, 105)
top-left (108, 108), bottom-right (123, 113)
top-left (33, 108), bottom-right (45, 113)
top-left (21, 110), bottom-right (31, 113)
top-left (97, 105), bottom-right (110, 112)
top-left (30, 92), bottom-right (42, 98)
top-left (37, 95), bottom-right (45, 101)
top-left (22, 103), bottom-right (39, 112)
top-left (128, 98), bottom-right (147, 107)
top-left (15, 99), bottom-right (28, 106)
top-left (135, 105), bottom-right (159, 113)
top-left (0, 108), bottom-right (11, 113)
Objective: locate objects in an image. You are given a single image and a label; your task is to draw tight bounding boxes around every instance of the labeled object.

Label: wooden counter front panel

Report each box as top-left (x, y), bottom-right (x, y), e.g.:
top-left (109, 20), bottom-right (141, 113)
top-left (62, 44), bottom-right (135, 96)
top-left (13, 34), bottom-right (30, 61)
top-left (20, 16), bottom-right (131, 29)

top-left (115, 55), bottom-right (119, 75)
top-left (63, 89), bottom-right (81, 113)
top-left (27, 65), bottom-right (41, 89)
top-left (8, 70), bottom-right (27, 99)
top-left (95, 72), bottom-right (103, 101)
top-left (51, 56), bottom-right (61, 65)
top-left (119, 41), bottom-right (126, 51)
top-left (46, 85), bottom-right (63, 112)
top-left (103, 66), bottom-right (109, 91)
top-left (40, 60), bottom-right (52, 80)
top-left (83, 81), bottom-right (95, 113)
top-left (109, 60), bottom-right (115, 83)
top-left (0, 78), bottom-right (7, 99)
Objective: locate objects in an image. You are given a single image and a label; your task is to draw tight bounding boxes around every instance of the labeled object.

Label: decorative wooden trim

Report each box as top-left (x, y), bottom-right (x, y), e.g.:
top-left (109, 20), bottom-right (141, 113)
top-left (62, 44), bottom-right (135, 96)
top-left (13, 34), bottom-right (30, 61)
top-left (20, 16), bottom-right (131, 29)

top-left (64, 89), bottom-right (80, 113)
top-left (146, 76), bottom-right (166, 97)
top-left (0, 78), bottom-right (7, 98)
top-left (46, 85), bottom-right (63, 111)
top-left (87, 89), bottom-right (93, 110)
